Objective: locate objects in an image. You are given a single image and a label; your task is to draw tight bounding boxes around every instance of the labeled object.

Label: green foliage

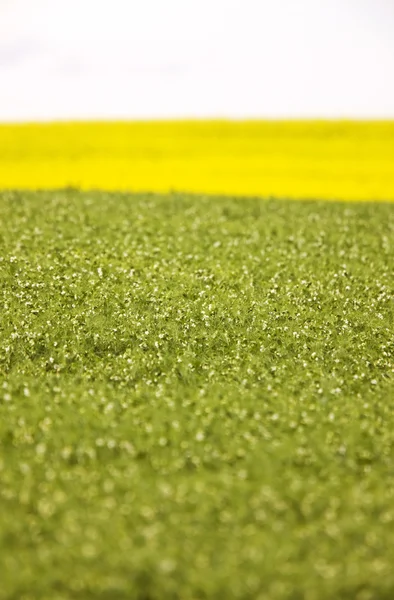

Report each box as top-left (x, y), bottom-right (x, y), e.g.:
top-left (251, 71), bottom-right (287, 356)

top-left (0, 190), bottom-right (393, 600)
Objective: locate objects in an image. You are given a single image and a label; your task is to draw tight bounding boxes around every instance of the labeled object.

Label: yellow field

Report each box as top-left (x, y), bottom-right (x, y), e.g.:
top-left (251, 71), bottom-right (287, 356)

top-left (0, 121), bottom-right (393, 201)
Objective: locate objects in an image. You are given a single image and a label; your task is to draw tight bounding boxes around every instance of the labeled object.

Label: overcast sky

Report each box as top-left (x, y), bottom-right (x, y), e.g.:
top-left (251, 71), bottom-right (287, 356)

top-left (0, 0), bottom-right (393, 120)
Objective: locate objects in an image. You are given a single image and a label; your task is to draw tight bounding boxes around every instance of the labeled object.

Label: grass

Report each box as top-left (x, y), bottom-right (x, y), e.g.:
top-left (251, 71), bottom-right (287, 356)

top-left (0, 189), bottom-right (394, 600)
top-left (0, 121), bottom-right (394, 201)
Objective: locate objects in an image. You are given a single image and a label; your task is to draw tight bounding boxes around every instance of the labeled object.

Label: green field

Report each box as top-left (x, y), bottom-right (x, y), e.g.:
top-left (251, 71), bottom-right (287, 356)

top-left (1, 191), bottom-right (394, 600)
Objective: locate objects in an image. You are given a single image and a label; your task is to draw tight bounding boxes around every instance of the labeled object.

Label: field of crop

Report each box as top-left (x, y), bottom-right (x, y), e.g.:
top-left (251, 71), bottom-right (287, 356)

top-left (1, 189), bottom-right (393, 599)
top-left (1, 121), bottom-right (394, 201)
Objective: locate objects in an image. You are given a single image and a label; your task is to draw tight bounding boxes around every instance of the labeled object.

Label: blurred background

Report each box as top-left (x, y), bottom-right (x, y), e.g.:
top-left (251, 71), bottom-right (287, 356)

top-left (1, 0), bottom-right (394, 121)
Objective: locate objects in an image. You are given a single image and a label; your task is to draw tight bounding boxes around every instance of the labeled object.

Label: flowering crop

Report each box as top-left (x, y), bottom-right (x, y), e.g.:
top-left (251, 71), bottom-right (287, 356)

top-left (0, 190), bottom-right (394, 599)
top-left (0, 120), bottom-right (394, 201)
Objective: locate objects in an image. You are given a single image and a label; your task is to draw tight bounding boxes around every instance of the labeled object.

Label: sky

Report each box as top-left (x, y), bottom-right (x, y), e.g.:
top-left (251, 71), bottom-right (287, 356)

top-left (0, 0), bottom-right (393, 121)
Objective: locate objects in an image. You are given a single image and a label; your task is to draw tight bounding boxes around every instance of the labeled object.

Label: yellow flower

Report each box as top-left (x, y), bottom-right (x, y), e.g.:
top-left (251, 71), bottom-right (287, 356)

top-left (0, 120), bottom-right (393, 201)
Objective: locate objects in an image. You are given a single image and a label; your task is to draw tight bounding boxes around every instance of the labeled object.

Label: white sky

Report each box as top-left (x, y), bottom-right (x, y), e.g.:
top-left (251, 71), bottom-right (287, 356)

top-left (0, 0), bottom-right (393, 120)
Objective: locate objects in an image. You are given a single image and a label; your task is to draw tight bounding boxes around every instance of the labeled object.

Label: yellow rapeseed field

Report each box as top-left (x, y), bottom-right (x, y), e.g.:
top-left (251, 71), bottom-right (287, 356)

top-left (0, 120), bottom-right (393, 200)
